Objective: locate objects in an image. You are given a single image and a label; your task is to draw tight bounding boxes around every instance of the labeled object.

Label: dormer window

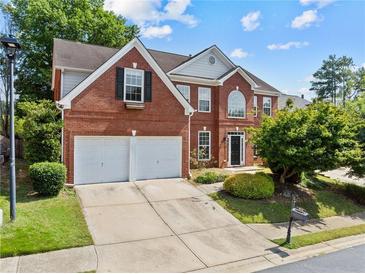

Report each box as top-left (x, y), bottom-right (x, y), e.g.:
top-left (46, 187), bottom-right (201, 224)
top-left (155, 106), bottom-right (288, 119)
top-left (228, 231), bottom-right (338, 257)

top-left (124, 68), bottom-right (144, 103)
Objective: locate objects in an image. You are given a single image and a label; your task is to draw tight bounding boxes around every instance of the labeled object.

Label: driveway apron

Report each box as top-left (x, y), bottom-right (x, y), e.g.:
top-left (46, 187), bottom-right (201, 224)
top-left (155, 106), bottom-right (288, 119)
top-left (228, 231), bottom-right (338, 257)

top-left (75, 178), bottom-right (276, 272)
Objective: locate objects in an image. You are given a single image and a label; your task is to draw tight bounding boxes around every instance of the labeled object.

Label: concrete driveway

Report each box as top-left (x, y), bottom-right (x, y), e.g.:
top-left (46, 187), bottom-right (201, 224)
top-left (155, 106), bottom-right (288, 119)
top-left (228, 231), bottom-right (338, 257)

top-left (75, 179), bottom-right (276, 272)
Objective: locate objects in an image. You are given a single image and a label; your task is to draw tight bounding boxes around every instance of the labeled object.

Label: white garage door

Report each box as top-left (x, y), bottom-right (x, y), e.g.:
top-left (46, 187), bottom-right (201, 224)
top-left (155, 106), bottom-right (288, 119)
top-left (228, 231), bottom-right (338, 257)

top-left (135, 137), bottom-right (182, 180)
top-left (74, 136), bottom-right (129, 185)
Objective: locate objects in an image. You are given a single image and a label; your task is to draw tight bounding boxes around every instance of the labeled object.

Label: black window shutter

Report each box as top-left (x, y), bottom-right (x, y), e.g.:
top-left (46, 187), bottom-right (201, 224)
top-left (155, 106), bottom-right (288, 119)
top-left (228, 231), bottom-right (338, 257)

top-left (116, 67), bottom-right (124, 100)
top-left (144, 71), bottom-right (152, 102)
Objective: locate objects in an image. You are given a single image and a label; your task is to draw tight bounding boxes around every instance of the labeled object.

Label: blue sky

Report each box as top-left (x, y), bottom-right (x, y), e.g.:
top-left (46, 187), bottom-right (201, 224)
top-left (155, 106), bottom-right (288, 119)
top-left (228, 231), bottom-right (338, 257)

top-left (1, 0), bottom-right (364, 100)
top-left (105, 0), bottom-right (365, 100)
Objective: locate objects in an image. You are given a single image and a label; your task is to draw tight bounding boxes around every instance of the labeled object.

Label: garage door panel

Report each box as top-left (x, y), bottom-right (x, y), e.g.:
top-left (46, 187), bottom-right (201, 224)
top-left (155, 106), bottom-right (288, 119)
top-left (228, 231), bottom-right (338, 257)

top-left (135, 138), bottom-right (181, 181)
top-left (74, 137), bottom-right (129, 185)
top-left (102, 138), bottom-right (130, 182)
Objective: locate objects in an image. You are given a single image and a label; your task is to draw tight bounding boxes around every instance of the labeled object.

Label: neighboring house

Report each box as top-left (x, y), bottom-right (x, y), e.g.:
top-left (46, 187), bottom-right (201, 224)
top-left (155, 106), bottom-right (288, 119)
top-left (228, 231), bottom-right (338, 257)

top-left (278, 93), bottom-right (311, 110)
top-left (52, 38), bottom-right (280, 185)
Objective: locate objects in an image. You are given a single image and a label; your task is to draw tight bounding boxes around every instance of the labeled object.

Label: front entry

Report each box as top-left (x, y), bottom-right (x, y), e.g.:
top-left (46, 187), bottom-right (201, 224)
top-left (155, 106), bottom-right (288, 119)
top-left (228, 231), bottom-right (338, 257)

top-left (228, 132), bottom-right (245, 166)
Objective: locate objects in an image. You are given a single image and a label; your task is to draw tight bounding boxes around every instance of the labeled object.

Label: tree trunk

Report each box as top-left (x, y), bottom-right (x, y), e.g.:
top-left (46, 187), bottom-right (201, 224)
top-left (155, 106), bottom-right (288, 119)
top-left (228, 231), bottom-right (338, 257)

top-left (280, 167), bottom-right (288, 184)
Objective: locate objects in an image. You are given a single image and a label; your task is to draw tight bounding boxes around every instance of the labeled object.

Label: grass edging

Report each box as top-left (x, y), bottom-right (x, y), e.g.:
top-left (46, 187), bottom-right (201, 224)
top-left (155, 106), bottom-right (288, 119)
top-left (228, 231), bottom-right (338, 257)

top-left (272, 224), bottom-right (365, 249)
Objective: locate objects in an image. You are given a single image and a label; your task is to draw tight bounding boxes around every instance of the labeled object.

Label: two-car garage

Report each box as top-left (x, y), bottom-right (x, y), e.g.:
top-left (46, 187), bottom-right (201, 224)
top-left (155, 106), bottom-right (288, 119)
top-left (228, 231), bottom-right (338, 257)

top-left (74, 136), bottom-right (182, 185)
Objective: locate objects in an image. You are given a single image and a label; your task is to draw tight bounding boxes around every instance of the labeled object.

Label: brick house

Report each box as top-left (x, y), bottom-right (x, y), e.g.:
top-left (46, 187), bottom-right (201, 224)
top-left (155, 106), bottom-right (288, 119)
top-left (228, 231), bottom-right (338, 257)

top-left (52, 38), bottom-right (280, 185)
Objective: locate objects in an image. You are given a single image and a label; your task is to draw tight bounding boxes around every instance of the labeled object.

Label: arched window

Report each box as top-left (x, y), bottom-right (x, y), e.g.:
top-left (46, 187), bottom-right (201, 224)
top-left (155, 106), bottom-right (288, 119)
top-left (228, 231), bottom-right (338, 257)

top-left (228, 90), bottom-right (246, 118)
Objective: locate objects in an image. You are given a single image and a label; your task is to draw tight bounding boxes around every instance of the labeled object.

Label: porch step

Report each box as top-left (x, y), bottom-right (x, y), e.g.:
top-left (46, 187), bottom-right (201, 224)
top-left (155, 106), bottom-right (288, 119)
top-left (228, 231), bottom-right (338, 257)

top-left (224, 166), bottom-right (264, 173)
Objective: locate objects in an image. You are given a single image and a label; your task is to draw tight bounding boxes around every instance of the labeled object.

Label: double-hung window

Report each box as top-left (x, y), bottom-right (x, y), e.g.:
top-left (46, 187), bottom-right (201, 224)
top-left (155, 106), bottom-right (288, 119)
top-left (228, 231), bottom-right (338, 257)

top-left (198, 87), bottom-right (211, 112)
top-left (198, 131), bottom-right (211, 160)
top-left (176, 84), bottom-right (190, 102)
top-left (253, 96), bottom-right (258, 117)
top-left (124, 68), bottom-right (144, 103)
top-left (263, 97), bottom-right (272, 116)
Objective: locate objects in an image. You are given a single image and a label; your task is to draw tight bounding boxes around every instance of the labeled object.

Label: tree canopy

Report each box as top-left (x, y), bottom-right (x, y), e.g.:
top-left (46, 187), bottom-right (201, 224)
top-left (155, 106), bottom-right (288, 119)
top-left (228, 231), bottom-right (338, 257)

top-left (252, 102), bottom-right (363, 183)
top-left (1, 0), bottom-right (139, 102)
top-left (310, 55), bottom-right (364, 105)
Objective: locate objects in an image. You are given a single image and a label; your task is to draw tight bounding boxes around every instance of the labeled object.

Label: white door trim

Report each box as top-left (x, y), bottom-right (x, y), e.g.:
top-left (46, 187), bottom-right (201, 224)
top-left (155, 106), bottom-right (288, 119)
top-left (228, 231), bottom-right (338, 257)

top-left (228, 132), bottom-right (245, 167)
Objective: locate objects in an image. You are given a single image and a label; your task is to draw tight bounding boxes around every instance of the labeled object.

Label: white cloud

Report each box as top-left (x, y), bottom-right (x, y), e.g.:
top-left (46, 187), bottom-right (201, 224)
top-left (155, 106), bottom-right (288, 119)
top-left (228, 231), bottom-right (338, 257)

top-left (141, 25), bottom-right (173, 39)
top-left (291, 10), bottom-right (320, 29)
top-left (267, 41), bottom-right (309, 50)
top-left (104, 0), bottom-right (197, 39)
top-left (362, 63), bottom-right (365, 69)
top-left (162, 0), bottom-right (198, 27)
top-left (230, 48), bottom-right (249, 59)
top-left (240, 11), bottom-right (261, 32)
top-left (299, 0), bottom-right (335, 8)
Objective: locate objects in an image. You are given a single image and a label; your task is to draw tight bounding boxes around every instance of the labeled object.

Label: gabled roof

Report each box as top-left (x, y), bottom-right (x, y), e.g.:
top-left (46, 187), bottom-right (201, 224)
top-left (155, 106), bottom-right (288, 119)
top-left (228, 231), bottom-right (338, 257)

top-left (52, 39), bottom-right (280, 95)
top-left (53, 38), bottom-right (118, 70)
top-left (57, 38), bottom-right (194, 114)
top-left (278, 94), bottom-right (311, 109)
top-left (167, 45), bottom-right (236, 75)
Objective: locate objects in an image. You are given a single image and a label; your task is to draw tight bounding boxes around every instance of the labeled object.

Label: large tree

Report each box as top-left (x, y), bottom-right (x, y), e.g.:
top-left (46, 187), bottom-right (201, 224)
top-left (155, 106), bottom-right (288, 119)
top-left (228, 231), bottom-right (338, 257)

top-left (2, 0), bottom-right (139, 102)
top-left (345, 93), bottom-right (365, 177)
top-left (252, 102), bottom-right (363, 184)
top-left (310, 55), bottom-right (363, 105)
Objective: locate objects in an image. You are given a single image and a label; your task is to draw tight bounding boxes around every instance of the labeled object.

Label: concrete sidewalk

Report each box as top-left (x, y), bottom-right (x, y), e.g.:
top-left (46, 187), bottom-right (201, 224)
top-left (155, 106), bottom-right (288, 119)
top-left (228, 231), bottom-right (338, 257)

top-left (248, 211), bottom-right (365, 240)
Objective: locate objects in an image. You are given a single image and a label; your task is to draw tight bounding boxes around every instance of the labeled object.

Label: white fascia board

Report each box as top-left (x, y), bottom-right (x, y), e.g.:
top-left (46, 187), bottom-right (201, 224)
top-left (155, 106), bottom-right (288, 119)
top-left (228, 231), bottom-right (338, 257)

top-left (169, 74), bottom-right (220, 86)
top-left (253, 89), bottom-right (280, 96)
top-left (218, 67), bottom-right (258, 89)
top-left (58, 38), bottom-right (194, 114)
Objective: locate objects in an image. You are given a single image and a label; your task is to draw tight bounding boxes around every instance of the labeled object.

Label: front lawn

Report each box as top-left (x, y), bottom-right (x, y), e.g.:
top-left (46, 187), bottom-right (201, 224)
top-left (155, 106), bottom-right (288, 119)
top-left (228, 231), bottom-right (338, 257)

top-left (210, 189), bottom-right (365, 224)
top-left (0, 160), bottom-right (93, 257)
top-left (273, 224), bottom-right (365, 249)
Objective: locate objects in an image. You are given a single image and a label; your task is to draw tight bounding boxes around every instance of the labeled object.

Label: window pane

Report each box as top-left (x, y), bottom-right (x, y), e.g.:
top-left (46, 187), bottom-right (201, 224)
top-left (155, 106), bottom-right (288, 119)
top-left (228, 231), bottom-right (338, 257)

top-left (198, 87), bottom-right (211, 112)
top-left (199, 100), bottom-right (210, 112)
top-left (198, 131), bottom-right (210, 160)
top-left (126, 86), bottom-right (142, 101)
top-left (228, 91), bottom-right (245, 118)
top-left (177, 85), bottom-right (190, 101)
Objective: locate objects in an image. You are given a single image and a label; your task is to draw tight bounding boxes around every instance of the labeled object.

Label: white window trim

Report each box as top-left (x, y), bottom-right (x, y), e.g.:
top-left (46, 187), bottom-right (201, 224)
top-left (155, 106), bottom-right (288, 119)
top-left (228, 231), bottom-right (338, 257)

top-left (176, 84), bottom-right (190, 102)
top-left (263, 96), bottom-right (272, 116)
top-left (198, 131), bottom-right (211, 161)
top-left (227, 90), bottom-right (246, 119)
top-left (253, 95), bottom-right (258, 117)
top-left (198, 87), bottom-right (211, 113)
top-left (124, 68), bottom-right (144, 103)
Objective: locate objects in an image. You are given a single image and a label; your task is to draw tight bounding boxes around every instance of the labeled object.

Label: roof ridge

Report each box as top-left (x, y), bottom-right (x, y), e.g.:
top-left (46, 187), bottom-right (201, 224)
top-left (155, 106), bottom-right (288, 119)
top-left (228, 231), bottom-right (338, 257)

top-left (54, 38), bottom-right (119, 50)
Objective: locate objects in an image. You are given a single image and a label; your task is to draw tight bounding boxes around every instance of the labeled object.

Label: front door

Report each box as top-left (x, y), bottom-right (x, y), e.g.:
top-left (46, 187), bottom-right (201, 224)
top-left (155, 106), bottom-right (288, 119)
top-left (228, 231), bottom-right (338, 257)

top-left (230, 135), bottom-right (241, 166)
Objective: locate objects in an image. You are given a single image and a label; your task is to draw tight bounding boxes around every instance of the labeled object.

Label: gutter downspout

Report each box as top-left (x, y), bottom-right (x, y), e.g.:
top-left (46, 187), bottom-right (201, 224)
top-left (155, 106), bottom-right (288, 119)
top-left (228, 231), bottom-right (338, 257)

top-left (188, 110), bottom-right (196, 179)
top-left (55, 102), bottom-right (64, 163)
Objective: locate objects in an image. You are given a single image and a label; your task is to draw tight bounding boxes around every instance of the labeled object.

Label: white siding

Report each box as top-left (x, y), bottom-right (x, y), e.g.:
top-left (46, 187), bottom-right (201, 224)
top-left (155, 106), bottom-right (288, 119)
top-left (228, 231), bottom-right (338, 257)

top-left (62, 70), bottom-right (91, 97)
top-left (178, 50), bottom-right (232, 79)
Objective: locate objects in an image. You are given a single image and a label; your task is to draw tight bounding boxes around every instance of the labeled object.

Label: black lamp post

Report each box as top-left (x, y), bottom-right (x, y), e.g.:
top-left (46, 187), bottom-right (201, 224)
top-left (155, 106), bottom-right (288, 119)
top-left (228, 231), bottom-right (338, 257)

top-left (1, 35), bottom-right (21, 221)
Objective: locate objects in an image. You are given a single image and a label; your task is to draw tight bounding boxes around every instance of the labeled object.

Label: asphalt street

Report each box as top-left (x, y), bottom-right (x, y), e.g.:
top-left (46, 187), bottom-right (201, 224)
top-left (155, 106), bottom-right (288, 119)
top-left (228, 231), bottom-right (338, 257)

top-left (260, 244), bottom-right (365, 273)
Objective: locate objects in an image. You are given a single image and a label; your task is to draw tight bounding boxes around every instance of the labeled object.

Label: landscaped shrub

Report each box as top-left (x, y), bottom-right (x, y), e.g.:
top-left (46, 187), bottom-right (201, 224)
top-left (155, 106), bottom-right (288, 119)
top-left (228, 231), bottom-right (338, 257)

top-left (343, 184), bottom-right (365, 205)
top-left (195, 171), bottom-right (228, 184)
top-left (190, 149), bottom-right (217, 169)
top-left (17, 100), bottom-right (63, 164)
top-left (223, 172), bottom-right (274, 199)
top-left (29, 162), bottom-right (66, 196)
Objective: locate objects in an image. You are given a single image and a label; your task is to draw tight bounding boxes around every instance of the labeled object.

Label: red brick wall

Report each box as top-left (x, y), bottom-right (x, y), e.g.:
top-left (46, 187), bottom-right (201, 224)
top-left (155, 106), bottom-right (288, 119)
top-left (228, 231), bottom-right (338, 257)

top-left (173, 82), bottom-right (219, 164)
top-left (63, 48), bottom-right (189, 184)
top-left (217, 72), bottom-right (256, 167)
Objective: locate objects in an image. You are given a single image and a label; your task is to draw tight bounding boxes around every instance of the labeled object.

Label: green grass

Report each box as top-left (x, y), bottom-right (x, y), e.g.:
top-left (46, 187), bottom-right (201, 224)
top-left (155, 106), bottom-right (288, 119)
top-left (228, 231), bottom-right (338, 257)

top-left (210, 189), bottom-right (365, 224)
top-left (0, 160), bottom-right (93, 257)
top-left (273, 224), bottom-right (365, 249)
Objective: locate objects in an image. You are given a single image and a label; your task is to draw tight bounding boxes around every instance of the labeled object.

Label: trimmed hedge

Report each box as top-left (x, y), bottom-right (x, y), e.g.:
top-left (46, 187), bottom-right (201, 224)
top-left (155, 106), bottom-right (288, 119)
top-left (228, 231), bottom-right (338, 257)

top-left (223, 172), bottom-right (275, 199)
top-left (29, 162), bottom-right (66, 196)
top-left (195, 171), bottom-right (228, 184)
